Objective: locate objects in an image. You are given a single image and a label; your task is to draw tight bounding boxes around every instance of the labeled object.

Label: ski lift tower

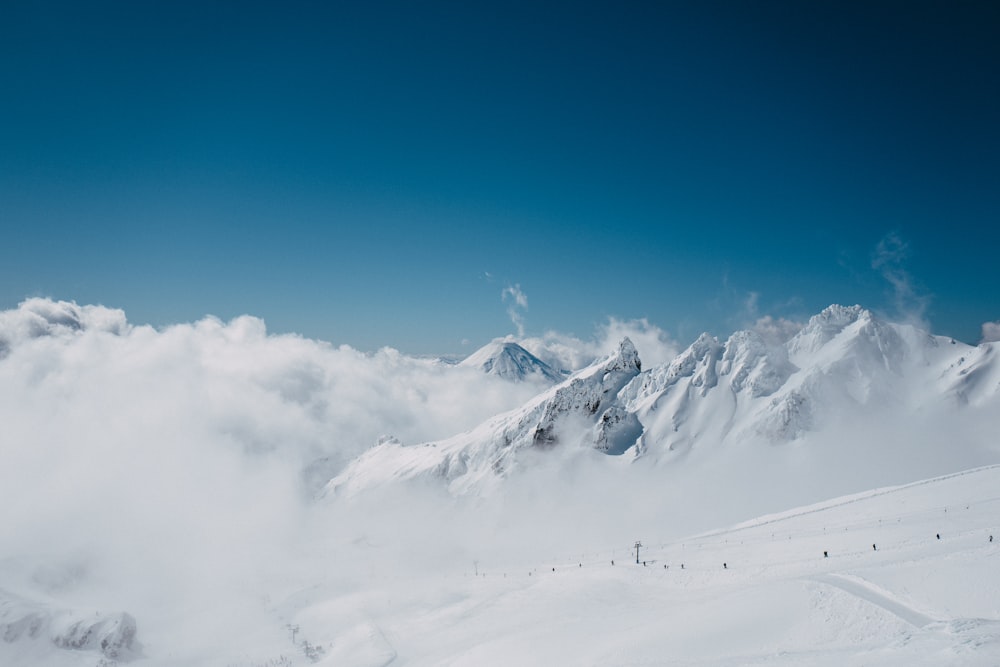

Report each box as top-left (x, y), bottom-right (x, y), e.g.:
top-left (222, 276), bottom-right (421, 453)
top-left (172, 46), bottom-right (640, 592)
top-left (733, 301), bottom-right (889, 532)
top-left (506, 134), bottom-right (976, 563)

top-left (634, 541), bottom-right (642, 564)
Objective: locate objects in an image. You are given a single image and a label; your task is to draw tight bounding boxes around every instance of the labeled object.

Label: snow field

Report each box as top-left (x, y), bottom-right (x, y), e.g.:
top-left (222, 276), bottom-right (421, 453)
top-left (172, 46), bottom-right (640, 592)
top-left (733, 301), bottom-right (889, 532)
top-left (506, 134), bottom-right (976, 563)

top-left (4, 465), bottom-right (998, 665)
top-left (275, 466), bottom-right (1000, 666)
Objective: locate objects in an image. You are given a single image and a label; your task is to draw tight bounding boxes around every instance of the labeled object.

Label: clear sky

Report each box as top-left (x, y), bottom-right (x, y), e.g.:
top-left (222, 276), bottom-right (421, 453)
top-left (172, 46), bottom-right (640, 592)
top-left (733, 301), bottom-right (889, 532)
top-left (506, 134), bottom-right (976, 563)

top-left (2, 2), bottom-right (998, 353)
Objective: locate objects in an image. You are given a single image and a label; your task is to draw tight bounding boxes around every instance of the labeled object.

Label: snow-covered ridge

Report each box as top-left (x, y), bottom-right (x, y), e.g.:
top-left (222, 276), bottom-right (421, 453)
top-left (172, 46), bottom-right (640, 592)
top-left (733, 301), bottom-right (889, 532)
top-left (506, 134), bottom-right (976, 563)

top-left (325, 338), bottom-right (642, 496)
top-left (327, 305), bottom-right (1000, 497)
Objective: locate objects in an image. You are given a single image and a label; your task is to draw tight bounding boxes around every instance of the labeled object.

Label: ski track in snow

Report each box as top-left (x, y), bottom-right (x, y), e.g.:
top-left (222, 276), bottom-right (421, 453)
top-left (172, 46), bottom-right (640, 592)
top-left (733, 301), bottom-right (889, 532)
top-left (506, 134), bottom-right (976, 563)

top-left (697, 463), bottom-right (1000, 541)
top-left (811, 573), bottom-right (937, 628)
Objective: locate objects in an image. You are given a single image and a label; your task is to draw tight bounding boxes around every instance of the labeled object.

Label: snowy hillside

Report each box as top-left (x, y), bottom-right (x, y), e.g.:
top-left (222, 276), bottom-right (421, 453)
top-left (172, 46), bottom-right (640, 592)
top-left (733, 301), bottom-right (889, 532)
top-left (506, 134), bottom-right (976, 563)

top-left (309, 463), bottom-right (996, 666)
top-left (9, 464), bottom-right (998, 665)
top-left (459, 338), bottom-right (565, 383)
top-left (327, 305), bottom-right (1000, 500)
top-left (305, 464), bottom-right (1000, 666)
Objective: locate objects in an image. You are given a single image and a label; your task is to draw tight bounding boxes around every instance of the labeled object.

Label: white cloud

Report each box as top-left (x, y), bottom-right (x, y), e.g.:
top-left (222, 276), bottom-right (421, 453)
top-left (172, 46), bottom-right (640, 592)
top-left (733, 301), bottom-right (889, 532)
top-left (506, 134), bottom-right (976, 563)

top-left (0, 297), bottom-right (128, 356)
top-left (595, 317), bottom-right (678, 368)
top-left (522, 317), bottom-right (678, 371)
top-left (752, 315), bottom-right (803, 344)
top-left (982, 321), bottom-right (1000, 343)
top-left (502, 284), bottom-right (529, 337)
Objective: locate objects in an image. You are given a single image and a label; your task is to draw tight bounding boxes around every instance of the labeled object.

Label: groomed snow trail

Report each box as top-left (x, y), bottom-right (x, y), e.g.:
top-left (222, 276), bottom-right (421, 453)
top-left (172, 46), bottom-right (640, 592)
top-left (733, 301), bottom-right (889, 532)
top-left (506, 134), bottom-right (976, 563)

top-left (811, 573), bottom-right (937, 628)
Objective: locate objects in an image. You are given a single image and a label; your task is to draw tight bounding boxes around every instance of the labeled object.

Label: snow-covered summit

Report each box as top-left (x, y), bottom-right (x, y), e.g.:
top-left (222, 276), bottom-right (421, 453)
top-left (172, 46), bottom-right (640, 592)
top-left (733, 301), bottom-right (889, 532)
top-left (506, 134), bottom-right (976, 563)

top-left (787, 304), bottom-right (905, 372)
top-left (787, 304), bottom-right (870, 356)
top-left (460, 338), bottom-right (564, 383)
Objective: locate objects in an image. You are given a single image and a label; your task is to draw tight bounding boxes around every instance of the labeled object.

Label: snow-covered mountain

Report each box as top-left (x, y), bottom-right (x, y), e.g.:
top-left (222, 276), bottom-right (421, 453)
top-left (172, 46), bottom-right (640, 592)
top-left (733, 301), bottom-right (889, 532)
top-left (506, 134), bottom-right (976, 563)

top-left (625, 304), bottom-right (999, 456)
top-left (326, 305), bottom-right (1000, 498)
top-left (327, 338), bottom-right (642, 496)
top-left (459, 338), bottom-right (565, 383)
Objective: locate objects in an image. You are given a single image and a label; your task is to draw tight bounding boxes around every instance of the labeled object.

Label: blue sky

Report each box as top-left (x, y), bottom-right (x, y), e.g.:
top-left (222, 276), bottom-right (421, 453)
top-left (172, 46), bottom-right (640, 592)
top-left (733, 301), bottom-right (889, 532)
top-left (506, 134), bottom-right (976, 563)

top-left (1, 2), bottom-right (998, 352)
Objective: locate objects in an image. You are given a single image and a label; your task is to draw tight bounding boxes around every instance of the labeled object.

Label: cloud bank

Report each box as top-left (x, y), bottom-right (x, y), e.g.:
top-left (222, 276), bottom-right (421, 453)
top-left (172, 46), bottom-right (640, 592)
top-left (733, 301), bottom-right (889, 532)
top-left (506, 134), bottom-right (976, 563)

top-left (0, 297), bottom-right (687, 661)
top-left (0, 298), bottom-right (563, 654)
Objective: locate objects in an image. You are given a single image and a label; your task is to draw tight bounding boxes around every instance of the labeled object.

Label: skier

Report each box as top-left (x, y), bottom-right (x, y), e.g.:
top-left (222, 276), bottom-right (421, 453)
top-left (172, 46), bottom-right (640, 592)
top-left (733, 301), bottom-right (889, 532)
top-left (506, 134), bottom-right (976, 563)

top-left (723, 563), bottom-right (727, 569)
top-left (823, 551), bottom-right (828, 558)
top-left (872, 544), bottom-right (877, 551)
top-left (936, 533), bottom-right (941, 540)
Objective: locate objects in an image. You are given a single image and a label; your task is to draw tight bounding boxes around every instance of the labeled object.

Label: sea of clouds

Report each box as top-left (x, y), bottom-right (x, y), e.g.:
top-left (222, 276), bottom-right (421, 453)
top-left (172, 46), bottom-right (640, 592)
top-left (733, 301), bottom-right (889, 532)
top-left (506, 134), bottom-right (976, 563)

top-left (0, 298), bottom-right (685, 657)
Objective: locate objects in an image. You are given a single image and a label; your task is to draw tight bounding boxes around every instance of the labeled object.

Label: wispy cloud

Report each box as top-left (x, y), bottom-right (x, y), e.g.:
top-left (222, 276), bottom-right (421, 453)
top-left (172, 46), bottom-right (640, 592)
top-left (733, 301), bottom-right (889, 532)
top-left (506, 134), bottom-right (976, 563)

top-left (743, 291), bottom-right (760, 318)
top-left (502, 284), bottom-right (529, 337)
top-left (751, 315), bottom-right (803, 344)
top-left (743, 293), bottom-right (804, 343)
top-left (714, 284), bottom-right (803, 343)
top-left (521, 317), bottom-right (678, 371)
top-left (871, 231), bottom-right (930, 326)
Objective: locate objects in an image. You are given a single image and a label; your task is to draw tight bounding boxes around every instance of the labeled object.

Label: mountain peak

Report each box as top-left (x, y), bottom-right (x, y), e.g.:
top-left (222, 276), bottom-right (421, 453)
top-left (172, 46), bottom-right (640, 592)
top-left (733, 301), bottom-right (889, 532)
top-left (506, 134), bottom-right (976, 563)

top-left (811, 304), bottom-right (870, 329)
top-left (460, 339), bottom-right (564, 383)
top-left (788, 304), bottom-right (874, 357)
top-left (607, 337), bottom-right (641, 374)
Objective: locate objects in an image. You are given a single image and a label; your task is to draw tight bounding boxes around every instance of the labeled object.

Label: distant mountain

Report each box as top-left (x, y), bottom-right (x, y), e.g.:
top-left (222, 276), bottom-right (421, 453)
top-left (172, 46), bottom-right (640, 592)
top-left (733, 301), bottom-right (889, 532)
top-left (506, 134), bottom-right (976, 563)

top-left (325, 305), bottom-right (1000, 498)
top-left (459, 339), bottom-right (565, 383)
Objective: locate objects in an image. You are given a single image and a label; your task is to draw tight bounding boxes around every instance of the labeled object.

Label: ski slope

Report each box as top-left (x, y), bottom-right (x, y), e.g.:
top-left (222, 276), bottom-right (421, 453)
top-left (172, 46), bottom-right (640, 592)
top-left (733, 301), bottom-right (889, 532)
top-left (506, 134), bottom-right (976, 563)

top-left (3, 466), bottom-right (999, 665)
top-left (253, 467), bottom-right (1000, 665)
